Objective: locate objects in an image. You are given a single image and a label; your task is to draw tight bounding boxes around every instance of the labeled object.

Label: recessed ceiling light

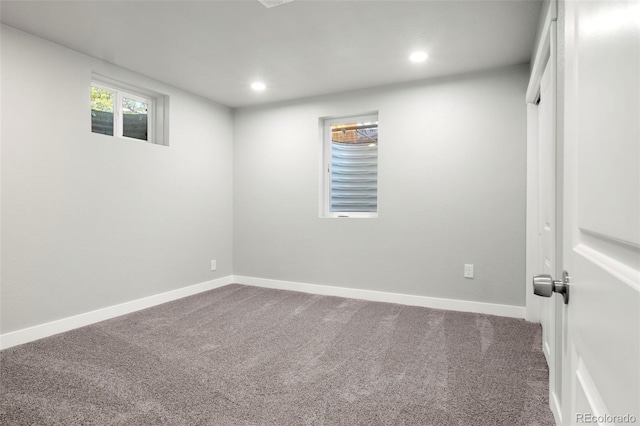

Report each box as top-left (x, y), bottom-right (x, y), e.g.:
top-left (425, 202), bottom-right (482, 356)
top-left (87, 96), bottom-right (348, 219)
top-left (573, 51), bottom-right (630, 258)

top-left (409, 51), bottom-right (428, 63)
top-left (251, 82), bottom-right (266, 91)
top-left (257, 0), bottom-right (295, 8)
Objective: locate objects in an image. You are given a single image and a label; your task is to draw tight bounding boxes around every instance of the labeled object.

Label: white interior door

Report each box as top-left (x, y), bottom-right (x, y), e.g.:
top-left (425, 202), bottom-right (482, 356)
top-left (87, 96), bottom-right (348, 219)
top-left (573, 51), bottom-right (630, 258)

top-left (562, 0), bottom-right (639, 423)
top-left (537, 52), bottom-right (565, 422)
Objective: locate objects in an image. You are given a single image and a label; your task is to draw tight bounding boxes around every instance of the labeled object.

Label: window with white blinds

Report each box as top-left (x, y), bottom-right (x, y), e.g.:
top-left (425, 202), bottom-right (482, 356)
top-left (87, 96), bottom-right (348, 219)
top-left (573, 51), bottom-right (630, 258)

top-left (322, 114), bottom-right (379, 218)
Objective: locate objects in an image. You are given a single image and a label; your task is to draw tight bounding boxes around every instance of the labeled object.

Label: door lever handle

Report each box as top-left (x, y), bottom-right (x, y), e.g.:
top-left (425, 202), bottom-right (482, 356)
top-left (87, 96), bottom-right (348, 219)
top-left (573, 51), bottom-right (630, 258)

top-left (533, 270), bottom-right (570, 304)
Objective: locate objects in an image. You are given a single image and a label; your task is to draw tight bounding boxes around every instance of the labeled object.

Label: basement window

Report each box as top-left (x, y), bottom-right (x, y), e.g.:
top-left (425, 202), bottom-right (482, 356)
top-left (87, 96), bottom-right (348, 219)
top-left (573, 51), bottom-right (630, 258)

top-left (321, 113), bottom-right (379, 218)
top-left (91, 75), bottom-right (168, 145)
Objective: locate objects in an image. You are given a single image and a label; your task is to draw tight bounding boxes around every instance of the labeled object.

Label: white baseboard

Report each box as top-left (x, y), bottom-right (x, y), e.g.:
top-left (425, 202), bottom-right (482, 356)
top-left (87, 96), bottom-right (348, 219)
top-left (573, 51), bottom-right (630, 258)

top-left (0, 275), bottom-right (234, 350)
top-left (1, 275), bottom-right (526, 351)
top-left (233, 275), bottom-right (526, 319)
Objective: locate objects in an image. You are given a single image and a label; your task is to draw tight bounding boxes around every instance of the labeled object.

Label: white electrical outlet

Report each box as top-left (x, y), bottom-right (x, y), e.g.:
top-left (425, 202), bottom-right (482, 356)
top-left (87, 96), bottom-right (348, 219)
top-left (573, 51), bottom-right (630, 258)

top-left (211, 260), bottom-right (217, 271)
top-left (464, 264), bottom-right (474, 279)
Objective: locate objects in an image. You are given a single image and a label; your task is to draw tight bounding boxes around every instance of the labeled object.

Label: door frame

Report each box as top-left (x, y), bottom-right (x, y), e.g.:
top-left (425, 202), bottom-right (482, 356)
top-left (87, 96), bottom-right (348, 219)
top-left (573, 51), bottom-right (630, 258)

top-left (525, 0), bottom-right (561, 423)
top-left (526, 0), bottom-right (557, 324)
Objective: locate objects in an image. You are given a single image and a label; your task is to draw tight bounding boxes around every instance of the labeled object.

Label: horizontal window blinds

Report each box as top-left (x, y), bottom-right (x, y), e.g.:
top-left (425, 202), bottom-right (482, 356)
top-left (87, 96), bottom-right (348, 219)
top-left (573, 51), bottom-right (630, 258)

top-left (331, 142), bottom-right (378, 212)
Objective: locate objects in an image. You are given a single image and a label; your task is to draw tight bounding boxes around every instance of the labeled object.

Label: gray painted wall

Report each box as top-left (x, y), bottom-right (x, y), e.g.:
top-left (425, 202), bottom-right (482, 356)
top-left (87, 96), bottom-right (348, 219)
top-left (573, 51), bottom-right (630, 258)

top-left (1, 25), bottom-right (530, 335)
top-left (1, 26), bottom-right (234, 333)
top-left (233, 65), bottom-right (529, 307)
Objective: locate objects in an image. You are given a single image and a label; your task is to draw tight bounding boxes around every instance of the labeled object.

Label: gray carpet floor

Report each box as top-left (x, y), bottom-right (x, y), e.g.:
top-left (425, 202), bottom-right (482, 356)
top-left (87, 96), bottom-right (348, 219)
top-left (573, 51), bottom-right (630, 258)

top-left (1, 284), bottom-right (555, 425)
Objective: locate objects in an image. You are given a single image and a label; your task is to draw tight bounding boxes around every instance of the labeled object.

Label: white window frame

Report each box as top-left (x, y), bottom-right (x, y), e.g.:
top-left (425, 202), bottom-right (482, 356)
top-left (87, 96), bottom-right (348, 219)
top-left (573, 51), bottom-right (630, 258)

top-left (91, 74), bottom-right (168, 146)
top-left (321, 113), bottom-right (379, 219)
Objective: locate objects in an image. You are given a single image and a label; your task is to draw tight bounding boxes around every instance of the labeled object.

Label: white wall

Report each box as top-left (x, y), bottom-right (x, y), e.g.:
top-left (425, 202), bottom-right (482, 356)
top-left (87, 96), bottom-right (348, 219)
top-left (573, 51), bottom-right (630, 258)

top-left (0, 26), bottom-right (234, 334)
top-left (1, 23), bottom-right (531, 337)
top-left (233, 65), bottom-right (529, 307)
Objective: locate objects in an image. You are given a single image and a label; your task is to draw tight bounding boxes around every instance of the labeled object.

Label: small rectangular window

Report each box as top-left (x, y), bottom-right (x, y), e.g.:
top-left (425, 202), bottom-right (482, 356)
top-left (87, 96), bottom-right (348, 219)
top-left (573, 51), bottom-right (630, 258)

top-left (121, 95), bottom-right (149, 141)
top-left (91, 86), bottom-right (114, 136)
top-left (322, 113), bottom-right (379, 218)
top-left (90, 75), bottom-right (168, 145)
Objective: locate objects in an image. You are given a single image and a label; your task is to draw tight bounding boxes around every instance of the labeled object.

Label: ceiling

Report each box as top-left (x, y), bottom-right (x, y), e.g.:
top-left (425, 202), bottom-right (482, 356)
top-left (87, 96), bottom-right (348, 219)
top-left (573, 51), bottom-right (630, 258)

top-left (0, 0), bottom-right (542, 108)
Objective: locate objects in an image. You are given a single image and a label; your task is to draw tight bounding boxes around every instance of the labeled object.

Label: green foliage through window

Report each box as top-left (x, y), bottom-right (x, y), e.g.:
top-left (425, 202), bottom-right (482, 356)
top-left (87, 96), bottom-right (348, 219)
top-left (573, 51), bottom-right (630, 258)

top-left (91, 86), bottom-right (113, 112)
top-left (122, 97), bottom-right (148, 115)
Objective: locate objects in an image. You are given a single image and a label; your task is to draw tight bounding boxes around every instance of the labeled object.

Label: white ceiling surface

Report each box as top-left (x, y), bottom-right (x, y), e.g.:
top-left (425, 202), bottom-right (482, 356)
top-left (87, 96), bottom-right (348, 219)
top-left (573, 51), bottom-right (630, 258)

top-left (0, 0), bottom-right (542, 108)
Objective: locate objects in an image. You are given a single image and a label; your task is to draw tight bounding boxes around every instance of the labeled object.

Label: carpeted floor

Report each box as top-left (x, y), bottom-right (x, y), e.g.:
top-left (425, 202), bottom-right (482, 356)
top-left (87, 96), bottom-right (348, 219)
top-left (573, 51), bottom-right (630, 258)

top-left (0, 284), bottom-right (555, 425)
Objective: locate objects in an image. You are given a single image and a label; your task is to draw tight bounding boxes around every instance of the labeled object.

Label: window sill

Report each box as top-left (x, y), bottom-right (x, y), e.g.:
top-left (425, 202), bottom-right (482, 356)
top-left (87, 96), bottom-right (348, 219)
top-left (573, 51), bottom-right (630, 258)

top-left (322, 213), bottom-right (378, 219)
